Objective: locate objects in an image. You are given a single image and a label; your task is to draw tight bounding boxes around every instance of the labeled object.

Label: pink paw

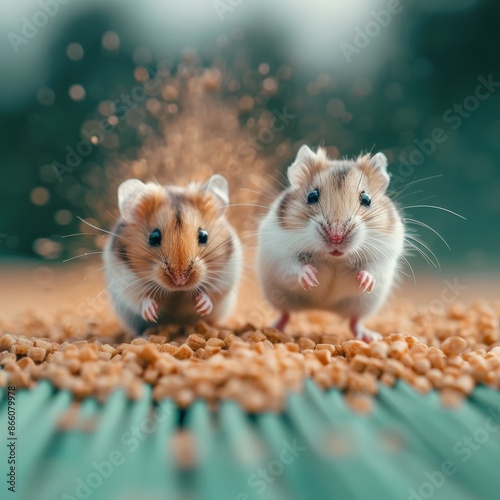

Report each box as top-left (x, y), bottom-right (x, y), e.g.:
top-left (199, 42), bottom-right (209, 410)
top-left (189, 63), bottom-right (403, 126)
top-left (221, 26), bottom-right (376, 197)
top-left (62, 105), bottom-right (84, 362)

top-left (142, 297), bottom-right (158, 323)
top-left (350, 319), bottom-right (382, 343)
top-left (356, 329), bottom-right (382, 343)
top-left (357, 270), bottom-right (375, 294)
top-left (196, 292), bottom-right (213, 316)
top-left (298, 264), bottom-right (319, 290)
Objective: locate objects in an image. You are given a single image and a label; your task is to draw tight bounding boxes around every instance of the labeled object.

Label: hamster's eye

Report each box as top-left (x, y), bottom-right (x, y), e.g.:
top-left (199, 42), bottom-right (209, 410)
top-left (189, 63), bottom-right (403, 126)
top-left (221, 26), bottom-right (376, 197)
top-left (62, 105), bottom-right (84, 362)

top-left (149, 228), bottom-right (162, 247)
top-left (198, 229), bottom-right (208, 245)
top-left (360, 191), bottom-right (372, 207)
top-left (307, 188), bottom-right (320, 205)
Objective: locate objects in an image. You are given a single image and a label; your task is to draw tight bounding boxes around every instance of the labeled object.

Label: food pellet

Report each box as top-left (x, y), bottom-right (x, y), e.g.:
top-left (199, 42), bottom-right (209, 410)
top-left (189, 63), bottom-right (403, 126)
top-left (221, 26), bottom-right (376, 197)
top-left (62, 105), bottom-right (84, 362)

top-left (174, 344), bottom-right (193, 360)
top-left (0, 299), bottom-right (498, 412)
top-left (298, 337), bottom-right (316, 351)
top-left (441, 336), bottom-right (467, 356)
top-left (28, 346), bottom-right (47, 363)
top-left (186, 334), bottom-right (206, 350)
top-left (0, 334), bottom-right (16, 350)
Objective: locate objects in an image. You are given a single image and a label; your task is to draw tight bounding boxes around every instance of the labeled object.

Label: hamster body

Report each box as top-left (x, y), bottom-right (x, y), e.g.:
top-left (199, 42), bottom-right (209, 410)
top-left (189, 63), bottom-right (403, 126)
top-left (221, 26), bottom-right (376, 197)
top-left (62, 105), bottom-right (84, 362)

top-left (256, 146), bottom-right (404, 342)
top-left (103, 174), bottom-right (242, 335)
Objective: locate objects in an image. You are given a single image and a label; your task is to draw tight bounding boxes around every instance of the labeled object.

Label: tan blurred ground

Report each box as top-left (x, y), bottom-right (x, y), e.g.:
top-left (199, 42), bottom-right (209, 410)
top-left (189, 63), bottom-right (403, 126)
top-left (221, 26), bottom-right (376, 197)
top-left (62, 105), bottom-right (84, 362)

top-left (0, 260), bottom-right (497, 331)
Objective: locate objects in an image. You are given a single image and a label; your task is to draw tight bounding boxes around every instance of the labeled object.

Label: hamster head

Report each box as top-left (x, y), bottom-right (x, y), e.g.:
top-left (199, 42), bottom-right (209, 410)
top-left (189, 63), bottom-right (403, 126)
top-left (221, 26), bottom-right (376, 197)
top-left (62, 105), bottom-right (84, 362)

top-left (280, 145), bottom-right (402, 259)
top-left (115, 174), bottom-right (233, 293)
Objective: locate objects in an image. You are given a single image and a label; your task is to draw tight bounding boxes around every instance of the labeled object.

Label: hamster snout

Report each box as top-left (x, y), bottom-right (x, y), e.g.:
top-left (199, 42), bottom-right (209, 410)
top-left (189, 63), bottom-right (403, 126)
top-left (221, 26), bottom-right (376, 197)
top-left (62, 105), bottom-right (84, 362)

top-left (323, 222), bottom-right (350, 244)
top-left (161, 259), bottom-right (197, 288)
top-left (319, 220), bottom-right (358, 256)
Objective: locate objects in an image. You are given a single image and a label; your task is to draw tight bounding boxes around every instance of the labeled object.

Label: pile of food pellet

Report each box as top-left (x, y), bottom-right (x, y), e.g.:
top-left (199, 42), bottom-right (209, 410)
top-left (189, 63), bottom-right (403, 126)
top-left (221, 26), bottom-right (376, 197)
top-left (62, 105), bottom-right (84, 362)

top-left (0, 300), bottom-right (499, 413)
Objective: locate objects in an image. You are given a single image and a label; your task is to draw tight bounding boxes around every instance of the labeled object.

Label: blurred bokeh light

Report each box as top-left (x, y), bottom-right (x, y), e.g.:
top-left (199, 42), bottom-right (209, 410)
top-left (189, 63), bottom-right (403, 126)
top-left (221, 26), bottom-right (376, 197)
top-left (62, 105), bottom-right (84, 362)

top-left (0, 0), bottom-right (498, 273)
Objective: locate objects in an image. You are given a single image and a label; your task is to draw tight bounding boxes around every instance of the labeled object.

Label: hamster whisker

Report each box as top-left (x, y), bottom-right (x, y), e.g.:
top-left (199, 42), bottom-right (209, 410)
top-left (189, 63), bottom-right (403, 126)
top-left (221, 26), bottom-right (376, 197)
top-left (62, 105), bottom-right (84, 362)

top-left (239, 187), bottom-right (278, 202)
top-left (202, 279), bottom-right (225, 295)
top-left (128, 235), bottom-right (168, 263)
top-left (113, 274), bottom-right (154, 301)
top-left (132, 285), bottom-right (152, 319)
top-left (392, 189), bottom-right (424, 203)
top-left (403, 218), bottom-right (451, 250)
top-left (270, 170), bottom-right (293, 193)
top-left (401, 204), bottom-right (466, 220)
top-left (404, 240), bottom-right (436, 269)
top-left (106, 253), bottom-right (156, 268)
top-left (77, 216), bottom-right (121, 239)
top-left (95, 271), bottom-right (149, 302)
top-left (389, 174), bottom-right (444, 200)
top-left (360, 234), bottom-right (416, 283)
top-left (63, 251), bottom-right (106, 263)
top-left (206, 268), bottom-right (241, 278)
top-left (395, 249), bottom-right (417, 283)
top-left (404, 237), bottom-right (440, 269)
top-left (400, 194), bottom-right (439, 208)
top-left (113, 279), bottom-right (151, 317)
top-left (201, 232), bottom-right (243, 262)
top-left (405, 233), bottom-right (441, 267)
top-left (362, 237), bottom-right (393, 261)
top-left (150, 282), bottom-right (165, 301)
top-left (225, 203), bottom-right (272, 210)
top-left (362, 240), bottom-right (397, 277)
top-left (61, 232), bottom-right (102, 238)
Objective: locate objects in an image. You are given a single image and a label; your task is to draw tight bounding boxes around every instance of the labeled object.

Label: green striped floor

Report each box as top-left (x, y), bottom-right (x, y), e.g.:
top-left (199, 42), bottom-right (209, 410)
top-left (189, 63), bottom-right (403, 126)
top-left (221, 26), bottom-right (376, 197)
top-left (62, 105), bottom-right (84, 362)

top-left (1, 380), bottom-right (500, 500)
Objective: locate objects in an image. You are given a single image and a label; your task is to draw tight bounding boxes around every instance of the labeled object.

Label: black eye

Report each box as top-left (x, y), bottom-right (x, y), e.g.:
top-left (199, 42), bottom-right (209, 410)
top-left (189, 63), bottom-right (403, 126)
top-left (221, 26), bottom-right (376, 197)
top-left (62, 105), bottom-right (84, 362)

top-left (149, 228), bottom-right (162, 247)
top-left (198, 229), bottom-right (208, 245)
top-left (307, 188), bottom-right (320, 204)
top-left (360, 192), bottom-right (372, 207)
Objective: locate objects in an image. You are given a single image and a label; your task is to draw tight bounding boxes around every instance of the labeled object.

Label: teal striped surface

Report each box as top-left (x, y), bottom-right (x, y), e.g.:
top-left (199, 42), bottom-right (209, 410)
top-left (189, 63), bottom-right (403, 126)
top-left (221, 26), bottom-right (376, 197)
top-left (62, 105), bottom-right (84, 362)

top-left (1, 380), bottom-right (499, 500)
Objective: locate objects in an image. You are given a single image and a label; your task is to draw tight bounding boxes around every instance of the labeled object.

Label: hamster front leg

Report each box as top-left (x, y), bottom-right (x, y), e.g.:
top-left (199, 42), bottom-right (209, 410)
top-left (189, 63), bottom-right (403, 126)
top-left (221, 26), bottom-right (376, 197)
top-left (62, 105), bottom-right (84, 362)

top-left (279, 252), bottom-right (318, 290)
top-left (351, 269), bottom-right (381, 342)
top-left (294, 251), bottom-right (318, 290)
top-left (272, 254), bottom-right (318, 331)
top-left (357, 270), bottom-right (376, 294)
top-left (195, 292), bottom-right (214, 316)
top-left (141, 297), bottom-right (159, 323)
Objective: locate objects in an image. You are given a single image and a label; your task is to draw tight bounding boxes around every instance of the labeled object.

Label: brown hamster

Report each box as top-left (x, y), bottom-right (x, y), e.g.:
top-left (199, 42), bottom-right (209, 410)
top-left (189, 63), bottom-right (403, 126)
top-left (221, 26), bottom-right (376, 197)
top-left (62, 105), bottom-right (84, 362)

top-left (256, 145), bottom-right (404, 342)
top-left (103, 174), bottom-right (242, 335)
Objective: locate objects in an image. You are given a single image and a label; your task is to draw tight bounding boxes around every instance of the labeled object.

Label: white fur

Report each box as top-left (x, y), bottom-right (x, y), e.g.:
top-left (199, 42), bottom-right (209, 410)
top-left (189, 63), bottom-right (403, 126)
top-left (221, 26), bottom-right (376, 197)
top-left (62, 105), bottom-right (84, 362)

top-left (256, 193), bottom-right (404, 323)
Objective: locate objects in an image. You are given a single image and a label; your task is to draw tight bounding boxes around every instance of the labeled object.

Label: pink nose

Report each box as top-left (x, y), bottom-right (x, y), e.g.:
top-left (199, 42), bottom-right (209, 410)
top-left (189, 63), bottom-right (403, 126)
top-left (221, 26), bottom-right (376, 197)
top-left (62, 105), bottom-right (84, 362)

top-left (168, 270), bottom-right (190, 286)
top-left (329, 233), bottom-right (344, 244)
top-left (171, 275), bottom-right (188, 285)
top-left (325, 223), bottom-right (348, 244)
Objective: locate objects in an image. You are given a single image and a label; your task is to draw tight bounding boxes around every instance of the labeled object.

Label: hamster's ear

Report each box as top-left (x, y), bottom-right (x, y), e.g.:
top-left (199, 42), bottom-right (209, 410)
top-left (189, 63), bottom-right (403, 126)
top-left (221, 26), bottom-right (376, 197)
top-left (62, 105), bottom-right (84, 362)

top-left (287, 145), bottom-right (316, 188)
top-left (118, 179), bottom-right (146, 221)
top-left (202, 174), bottom-right (229, 208)
top-left (370, 152), bottom-right (390, 187)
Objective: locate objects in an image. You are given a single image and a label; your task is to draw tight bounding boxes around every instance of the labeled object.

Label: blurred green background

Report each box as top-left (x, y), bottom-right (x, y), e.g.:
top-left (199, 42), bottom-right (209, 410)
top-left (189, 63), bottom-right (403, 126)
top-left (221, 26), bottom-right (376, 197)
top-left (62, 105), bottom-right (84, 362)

top-left (0, 0), bottom-right (499, 272)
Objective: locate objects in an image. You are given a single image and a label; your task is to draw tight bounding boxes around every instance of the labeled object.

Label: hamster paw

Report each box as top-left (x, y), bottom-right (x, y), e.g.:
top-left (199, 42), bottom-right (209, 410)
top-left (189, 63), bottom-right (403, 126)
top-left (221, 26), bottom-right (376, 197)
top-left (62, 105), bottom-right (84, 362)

top-left (350, 319), bottom-right (382, 343)
top-left (141, 297), bottom-right (159, 323)
top-left (356, 328), bottom-right (382, 343)
top-left (196, 292), bottom-right (213, 316)
top-left (357, 270), bottom-right (376, 293)
top-left (272, 311), bottom-right (290, 332)
top-left (298, 264), bottom-right (319, 290)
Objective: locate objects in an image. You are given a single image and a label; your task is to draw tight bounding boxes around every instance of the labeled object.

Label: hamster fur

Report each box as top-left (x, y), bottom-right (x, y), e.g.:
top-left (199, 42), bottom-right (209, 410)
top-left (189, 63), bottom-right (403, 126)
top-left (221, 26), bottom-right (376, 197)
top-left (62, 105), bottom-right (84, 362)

top-left (256, 146), bottom-right (404, 342)
top-left (103, 174), bottom-right (242, 335)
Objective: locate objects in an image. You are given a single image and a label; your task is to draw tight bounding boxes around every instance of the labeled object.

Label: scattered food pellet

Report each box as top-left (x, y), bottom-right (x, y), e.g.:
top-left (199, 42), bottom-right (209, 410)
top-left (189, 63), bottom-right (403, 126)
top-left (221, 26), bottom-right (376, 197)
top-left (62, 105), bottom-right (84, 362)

top-left (0, 300), bottom-right (499, 412)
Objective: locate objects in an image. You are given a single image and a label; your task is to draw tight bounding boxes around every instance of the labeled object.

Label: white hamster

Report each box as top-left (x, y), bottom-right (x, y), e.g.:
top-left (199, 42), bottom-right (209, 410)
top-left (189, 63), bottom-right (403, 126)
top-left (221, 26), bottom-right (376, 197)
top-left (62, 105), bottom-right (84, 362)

top-left (256, 146), bottom-right (404, 342)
